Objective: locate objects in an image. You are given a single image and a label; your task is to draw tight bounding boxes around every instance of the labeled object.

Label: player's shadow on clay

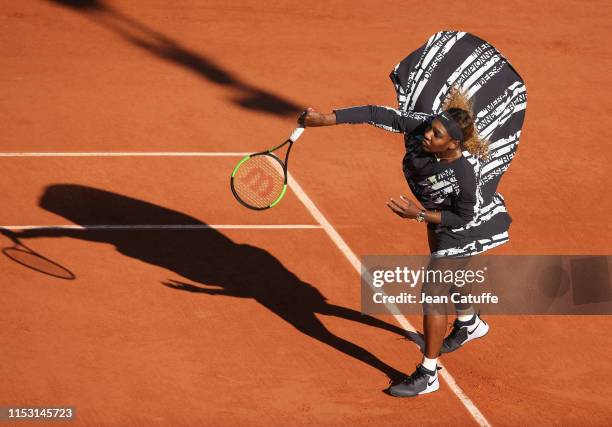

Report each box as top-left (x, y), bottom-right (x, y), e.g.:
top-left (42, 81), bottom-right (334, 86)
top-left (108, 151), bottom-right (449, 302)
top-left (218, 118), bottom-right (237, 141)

top-left (16, 184), bottom-right (408, 382)
top-left (45, 0), bottom-right (302, 117)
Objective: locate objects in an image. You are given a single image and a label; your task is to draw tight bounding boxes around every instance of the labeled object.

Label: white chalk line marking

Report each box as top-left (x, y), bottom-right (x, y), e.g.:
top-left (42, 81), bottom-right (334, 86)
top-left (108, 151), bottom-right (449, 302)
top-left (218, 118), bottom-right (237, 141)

top-left (1, 225), bottom-right (323, 230)
top-left (287, 170), bottom-right (491, 427)
top-left (0, 152), bottom-right (250, 157)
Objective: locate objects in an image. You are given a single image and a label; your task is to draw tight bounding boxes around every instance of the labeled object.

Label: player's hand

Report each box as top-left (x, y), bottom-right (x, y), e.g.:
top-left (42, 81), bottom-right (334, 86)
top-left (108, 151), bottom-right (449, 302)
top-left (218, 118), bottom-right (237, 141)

top-left (386, 195), bottom-right (421, 219)
top-left (298, 107), bottom-right (335, 127)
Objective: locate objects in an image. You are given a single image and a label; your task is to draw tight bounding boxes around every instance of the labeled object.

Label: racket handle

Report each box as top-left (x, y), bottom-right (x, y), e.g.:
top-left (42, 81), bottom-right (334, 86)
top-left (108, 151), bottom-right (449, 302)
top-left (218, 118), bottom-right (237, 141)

top-left (289, 126), bottom-right (305, 142)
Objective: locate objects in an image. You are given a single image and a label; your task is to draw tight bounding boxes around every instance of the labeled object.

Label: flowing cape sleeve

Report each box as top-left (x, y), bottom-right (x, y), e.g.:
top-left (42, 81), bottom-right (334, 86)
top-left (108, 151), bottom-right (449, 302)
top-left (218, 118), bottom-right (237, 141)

top-left (390, 31), bottom-right (527, 205)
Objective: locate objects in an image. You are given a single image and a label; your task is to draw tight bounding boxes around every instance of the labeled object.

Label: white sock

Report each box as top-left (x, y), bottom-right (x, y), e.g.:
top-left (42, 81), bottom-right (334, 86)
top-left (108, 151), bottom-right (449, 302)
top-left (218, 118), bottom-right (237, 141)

top-left (421, 356), bottom-right (438, 372)
top-left (457, 310), bottom-right (476, 323)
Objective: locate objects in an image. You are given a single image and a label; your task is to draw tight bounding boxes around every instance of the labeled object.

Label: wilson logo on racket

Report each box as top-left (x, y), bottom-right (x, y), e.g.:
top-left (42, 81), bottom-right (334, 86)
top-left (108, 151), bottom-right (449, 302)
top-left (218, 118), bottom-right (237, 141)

top-left (230, 126), bottom-right (304, 210)
top-left (240, 167), bottom-right (274, 197)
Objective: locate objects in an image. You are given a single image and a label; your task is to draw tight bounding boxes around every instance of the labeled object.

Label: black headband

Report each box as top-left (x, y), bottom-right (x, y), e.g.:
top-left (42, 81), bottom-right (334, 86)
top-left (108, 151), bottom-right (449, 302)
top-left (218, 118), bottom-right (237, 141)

top-left (435, 111), bottom-right (464, 142)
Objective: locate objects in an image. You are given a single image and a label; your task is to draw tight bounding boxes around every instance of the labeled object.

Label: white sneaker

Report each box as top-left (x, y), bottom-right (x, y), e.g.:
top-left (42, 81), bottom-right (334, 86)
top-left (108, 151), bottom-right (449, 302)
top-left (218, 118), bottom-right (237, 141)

top-left (440, 314), bottom-right (489, 353)
top-left (388, 364), bottom-right (440, 397)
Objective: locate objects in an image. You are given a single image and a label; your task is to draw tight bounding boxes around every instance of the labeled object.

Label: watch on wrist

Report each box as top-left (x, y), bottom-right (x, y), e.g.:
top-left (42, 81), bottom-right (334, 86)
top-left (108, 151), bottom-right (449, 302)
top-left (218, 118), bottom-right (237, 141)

top-left (415, 210), bottom-right (426, 223)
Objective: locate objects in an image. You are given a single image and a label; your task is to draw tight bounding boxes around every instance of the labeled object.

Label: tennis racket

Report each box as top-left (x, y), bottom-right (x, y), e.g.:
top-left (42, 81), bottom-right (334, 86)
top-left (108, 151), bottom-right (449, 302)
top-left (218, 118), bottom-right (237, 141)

top-left (0, 228), bottom-right (75, 280)
top-left (230, 125), bottom-right (305, 210)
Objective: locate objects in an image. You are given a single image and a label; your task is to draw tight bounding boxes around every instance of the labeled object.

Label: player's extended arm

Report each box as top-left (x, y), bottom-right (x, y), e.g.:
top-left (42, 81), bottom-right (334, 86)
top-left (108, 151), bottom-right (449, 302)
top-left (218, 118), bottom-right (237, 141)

top-left (299, 106), bottom-right (428, 134)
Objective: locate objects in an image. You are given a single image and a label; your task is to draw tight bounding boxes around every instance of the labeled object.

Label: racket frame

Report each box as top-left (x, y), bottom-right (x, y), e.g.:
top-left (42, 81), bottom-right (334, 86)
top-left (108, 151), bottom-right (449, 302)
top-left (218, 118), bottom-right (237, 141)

top-left (230, 132), bottom-right (299, 211)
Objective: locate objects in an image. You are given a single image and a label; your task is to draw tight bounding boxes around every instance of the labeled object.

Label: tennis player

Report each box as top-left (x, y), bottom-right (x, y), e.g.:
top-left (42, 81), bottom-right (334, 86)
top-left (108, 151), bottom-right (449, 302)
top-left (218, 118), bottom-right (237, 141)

top-left (298, 87), bottom-right (506, 397)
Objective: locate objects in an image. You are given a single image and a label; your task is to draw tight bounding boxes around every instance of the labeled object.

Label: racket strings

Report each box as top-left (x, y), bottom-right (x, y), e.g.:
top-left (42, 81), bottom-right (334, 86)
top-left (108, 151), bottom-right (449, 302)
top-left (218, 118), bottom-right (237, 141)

top-left (232, 155), bottom-right (285, 208)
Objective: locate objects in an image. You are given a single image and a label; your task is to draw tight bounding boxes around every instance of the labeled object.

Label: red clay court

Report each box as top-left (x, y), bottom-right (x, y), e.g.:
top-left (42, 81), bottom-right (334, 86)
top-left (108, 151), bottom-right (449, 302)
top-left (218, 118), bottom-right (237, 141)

top-left (1, 1), bottom-right (611, 425)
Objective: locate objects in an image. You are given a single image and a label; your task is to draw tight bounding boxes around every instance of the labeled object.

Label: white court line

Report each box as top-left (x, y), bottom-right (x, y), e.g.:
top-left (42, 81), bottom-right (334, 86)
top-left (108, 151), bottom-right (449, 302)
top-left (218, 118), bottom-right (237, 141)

top-left (0, 152), bottom-right (250, 157)
top-left (1, 225), bottom-right (322, 230)
top-left (287, 171), bottom-right (491, 427)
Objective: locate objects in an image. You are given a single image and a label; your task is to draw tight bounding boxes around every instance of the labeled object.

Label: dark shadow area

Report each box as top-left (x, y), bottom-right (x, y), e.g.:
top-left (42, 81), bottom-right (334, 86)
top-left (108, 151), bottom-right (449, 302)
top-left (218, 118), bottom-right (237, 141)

top-left (45, 0), bottom-right (302, 116)
top-left (47, 0), bottom-right (103, 9)
top-left (12, 184), bottom-right (408, 382)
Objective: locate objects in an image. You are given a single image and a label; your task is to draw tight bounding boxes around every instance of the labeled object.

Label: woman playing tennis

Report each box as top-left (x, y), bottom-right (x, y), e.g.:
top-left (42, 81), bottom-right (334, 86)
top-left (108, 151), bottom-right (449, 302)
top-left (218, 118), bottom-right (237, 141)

top-left (298, 86), bottom-right (506, 397)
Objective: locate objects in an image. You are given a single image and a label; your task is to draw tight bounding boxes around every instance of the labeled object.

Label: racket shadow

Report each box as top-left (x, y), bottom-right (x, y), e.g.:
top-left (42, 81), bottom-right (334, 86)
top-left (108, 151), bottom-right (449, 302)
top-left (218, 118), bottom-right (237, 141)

top-left (19, 184), bottom-right (409, 383)
top-left (0, 228), bottom-right (76, 280)
top-left (2, 247), bottom-right (76, 280)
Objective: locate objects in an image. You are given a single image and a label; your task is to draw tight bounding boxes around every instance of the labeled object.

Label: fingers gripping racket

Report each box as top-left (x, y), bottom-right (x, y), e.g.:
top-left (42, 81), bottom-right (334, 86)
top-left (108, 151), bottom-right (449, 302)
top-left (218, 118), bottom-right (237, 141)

top-left (230, 126), bottom-right (305, 210)
top-left (0, 229), bottom-right (75, 280)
